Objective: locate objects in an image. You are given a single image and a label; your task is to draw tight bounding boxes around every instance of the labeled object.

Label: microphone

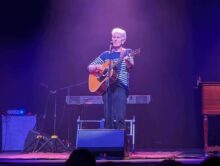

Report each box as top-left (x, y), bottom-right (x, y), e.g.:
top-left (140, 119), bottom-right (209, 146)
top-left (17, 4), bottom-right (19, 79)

top-left (109, 41), bottom-right (113, 53)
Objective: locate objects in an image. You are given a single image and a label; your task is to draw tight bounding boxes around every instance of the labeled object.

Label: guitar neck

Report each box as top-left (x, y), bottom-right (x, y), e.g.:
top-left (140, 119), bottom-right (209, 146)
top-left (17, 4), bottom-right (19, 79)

top-left (111, 49), bottom-right (138, 69)
top-left (112, 55), bottom-right (124, 69)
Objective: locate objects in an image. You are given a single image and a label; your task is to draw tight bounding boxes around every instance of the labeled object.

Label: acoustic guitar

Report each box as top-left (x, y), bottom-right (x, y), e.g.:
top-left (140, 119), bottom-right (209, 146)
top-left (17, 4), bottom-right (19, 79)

top-left (88, 48), bottom-right (141, 94)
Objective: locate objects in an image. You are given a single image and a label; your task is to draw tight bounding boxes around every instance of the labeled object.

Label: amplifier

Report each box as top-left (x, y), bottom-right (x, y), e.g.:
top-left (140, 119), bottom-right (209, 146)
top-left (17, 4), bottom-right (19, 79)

top-left (1, 115), bottom-right (36, 151)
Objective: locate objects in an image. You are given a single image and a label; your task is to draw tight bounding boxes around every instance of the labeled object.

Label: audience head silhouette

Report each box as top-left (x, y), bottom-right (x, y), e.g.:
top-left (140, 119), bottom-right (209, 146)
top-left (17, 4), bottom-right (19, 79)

top-left (200, 156), bottom-right (220, 166)
top-left (157, 159), bottom-right (183, 166)
top-left (66, 149), bottom-right (96, 166)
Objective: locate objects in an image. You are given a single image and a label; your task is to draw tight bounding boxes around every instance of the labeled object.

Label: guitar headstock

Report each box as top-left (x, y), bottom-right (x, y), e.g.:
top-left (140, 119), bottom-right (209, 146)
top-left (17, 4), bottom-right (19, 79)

top-left (129, 48), bottom-right (141, 57)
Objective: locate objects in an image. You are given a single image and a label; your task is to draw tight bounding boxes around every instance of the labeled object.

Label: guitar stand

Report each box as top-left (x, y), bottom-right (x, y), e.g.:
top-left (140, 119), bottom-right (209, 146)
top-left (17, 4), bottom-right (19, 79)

top-left (36, 134), bottom-right (67, 153)
top-left (24, 132), bottom-right (48, 153)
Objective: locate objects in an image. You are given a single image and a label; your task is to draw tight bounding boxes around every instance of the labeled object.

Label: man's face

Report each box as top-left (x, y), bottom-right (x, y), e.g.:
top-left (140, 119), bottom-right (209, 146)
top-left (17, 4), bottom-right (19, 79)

top-left (112, 33), bottom-right (124, 47)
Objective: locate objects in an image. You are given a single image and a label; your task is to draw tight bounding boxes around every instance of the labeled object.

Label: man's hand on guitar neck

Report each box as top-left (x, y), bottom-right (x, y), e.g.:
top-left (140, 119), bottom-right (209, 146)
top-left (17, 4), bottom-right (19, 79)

top-left (120, 48), bottom-right (134, 68)
top-left (124, 55), bottom-right (134, 69)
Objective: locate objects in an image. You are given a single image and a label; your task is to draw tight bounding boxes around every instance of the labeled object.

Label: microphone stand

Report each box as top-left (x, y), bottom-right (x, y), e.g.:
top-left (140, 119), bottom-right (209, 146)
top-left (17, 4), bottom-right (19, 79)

top-left (37, 89), bottom-right (67, 153)
top-left (105, 42), bottom-right (113, 129)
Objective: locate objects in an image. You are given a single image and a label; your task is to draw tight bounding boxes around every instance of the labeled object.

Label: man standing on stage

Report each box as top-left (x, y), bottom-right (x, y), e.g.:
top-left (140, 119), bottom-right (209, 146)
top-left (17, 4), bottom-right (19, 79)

top-left (87, 27), bottom-right (134, 129)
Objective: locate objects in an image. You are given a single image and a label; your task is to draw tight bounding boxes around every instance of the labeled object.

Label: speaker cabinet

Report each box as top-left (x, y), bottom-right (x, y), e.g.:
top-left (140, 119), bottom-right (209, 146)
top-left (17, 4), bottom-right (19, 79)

top-left (76, 129), bottom-right (127, 157)
top-left (1, 115), bottom-right (36, 151)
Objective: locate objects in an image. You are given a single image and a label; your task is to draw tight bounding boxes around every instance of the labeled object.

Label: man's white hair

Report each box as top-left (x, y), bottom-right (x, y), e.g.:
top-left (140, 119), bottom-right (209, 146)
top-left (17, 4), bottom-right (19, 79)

top-left (111, 27), bottom-right (126, 42)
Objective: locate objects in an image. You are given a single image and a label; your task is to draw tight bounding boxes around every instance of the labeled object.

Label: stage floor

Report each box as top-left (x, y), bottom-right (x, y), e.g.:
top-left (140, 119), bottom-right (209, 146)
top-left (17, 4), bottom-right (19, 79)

top-left (0, 149), bottom-right (208, 166)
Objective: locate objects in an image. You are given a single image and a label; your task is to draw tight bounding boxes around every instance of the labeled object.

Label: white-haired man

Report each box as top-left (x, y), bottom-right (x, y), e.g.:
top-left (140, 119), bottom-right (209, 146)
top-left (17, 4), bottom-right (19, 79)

top-left (88, 27), bottom-right (134, 129)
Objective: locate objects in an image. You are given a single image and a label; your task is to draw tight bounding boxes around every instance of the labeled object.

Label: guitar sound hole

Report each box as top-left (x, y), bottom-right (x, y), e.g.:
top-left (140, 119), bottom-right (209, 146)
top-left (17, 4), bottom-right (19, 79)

top-left (97, 68), bottom-right (108, 82)
top-left (103, 69), bottom-right (108, 75)
top-left (97, 74), bottom-right (106, 82)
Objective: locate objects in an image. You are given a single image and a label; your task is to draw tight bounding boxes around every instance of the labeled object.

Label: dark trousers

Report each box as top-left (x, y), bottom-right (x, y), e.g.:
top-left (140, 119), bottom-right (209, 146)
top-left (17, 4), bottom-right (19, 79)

top-left (102, 86), bottom-right (127, 129)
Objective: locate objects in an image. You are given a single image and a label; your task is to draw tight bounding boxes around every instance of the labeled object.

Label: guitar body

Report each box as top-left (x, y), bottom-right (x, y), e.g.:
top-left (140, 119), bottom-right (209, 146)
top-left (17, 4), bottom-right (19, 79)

top-left (88, 61), bottom-right (117, 95)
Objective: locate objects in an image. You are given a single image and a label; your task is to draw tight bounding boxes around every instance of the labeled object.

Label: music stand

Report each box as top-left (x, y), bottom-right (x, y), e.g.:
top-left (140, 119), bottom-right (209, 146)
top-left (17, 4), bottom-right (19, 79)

top-left (36, 82), bottom-right (87, 152)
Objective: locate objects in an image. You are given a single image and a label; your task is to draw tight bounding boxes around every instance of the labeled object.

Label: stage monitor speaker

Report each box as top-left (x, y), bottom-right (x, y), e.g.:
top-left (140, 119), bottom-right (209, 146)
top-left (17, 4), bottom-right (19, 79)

top-left (1, 115), bottom-right (36, 151)
top-left (76, 129), bottom-right (127, 157)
